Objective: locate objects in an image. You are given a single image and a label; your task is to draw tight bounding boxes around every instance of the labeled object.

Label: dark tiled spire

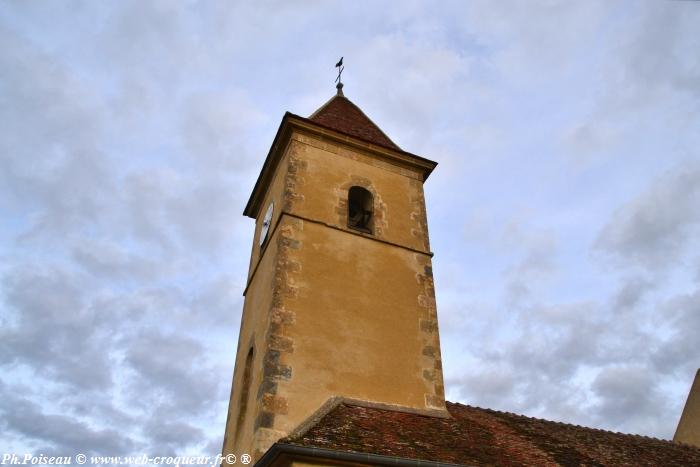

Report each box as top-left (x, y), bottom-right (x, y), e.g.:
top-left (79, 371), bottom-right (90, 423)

top-left (309, 91), bottom-right (400, 151)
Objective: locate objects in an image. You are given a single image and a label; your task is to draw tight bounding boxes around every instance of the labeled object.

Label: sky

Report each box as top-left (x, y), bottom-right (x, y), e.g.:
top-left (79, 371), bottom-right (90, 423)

top-left (1, 0), bottom-right (699, 460)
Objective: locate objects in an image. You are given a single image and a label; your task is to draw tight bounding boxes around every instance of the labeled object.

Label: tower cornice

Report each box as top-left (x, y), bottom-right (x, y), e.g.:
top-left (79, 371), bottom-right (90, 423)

top-left (243, 112), bottom-right (437, 219)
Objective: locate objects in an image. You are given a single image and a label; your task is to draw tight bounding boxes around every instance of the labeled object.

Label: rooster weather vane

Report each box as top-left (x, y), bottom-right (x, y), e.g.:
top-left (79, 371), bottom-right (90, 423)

top-left (335, 57), bottom-right (344, 95)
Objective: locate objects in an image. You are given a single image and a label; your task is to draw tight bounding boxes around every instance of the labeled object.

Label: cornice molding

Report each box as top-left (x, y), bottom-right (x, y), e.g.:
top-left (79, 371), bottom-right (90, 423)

top-left (243, 113), bottom-right (437, 219)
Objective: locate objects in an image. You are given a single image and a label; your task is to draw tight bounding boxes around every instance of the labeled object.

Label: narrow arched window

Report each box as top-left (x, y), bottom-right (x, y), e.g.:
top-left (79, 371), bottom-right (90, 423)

top-left (348, 186), bottom-right (373, 234)
top-left (235, 346), bottom-right (254, 440)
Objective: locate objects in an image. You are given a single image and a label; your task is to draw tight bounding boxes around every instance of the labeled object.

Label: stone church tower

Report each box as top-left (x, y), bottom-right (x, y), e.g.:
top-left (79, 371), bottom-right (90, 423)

top-left (222, 85), bottom-right (446, 461)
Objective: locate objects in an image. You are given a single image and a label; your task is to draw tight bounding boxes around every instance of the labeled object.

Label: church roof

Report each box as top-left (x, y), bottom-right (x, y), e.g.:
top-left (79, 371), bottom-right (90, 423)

top-left (260, 401), bottom-right (700, 466)
top-left (308, 92), bottom-right (401, 151)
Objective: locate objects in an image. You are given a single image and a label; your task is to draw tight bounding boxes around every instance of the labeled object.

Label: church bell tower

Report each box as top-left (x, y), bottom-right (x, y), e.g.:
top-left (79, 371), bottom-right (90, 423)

top-left (222, 83), bottom-right (446, 461)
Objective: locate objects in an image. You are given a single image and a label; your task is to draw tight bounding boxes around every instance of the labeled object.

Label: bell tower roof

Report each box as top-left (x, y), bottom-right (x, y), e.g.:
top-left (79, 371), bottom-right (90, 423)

top-left (308, 91), bottom-right (401, 151)
top-left (243, 93), bottom-right (436, 219)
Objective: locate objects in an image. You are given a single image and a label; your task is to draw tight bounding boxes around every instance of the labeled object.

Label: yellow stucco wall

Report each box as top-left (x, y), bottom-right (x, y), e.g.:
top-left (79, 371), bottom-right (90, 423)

top-left (272, 220), bottom-right (440, 434)
top-left (675, 369), bottom-right (700, 448)
top-left (223, 126), bottom-right (445, 462)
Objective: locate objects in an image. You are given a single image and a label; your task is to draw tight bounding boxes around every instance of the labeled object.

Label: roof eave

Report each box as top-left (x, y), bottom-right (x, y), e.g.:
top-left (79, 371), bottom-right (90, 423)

top-left (255, 443), bottom-right (469, 467)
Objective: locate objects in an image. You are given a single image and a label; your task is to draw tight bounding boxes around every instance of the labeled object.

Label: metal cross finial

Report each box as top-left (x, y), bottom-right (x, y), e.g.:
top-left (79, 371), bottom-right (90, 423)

top-left (335, 57), bottom-right (344, 95)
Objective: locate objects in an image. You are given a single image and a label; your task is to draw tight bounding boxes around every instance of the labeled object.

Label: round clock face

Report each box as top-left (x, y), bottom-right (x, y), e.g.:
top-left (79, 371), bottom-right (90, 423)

top-left (259, 202), bottom-right (274, 247)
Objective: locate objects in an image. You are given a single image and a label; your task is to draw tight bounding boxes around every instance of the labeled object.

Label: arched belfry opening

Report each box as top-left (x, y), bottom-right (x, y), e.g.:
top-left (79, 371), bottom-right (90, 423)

top-left (347, 186), bottom-right (373, 234)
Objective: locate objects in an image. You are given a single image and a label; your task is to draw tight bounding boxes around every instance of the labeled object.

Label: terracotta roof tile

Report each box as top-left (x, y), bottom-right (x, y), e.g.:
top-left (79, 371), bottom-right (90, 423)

top-left (285, 401), bottom-right (700, 466)
top-left (309, 94), bottom-right (400, 150)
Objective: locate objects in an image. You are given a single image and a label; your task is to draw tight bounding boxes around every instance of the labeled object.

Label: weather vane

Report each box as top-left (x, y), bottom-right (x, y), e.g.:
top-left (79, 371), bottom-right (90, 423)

top-left (335, 57), bottom-right (344, 95)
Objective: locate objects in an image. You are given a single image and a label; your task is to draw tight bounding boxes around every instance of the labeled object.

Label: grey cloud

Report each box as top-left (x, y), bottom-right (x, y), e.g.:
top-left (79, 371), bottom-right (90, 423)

top-left (612, 276), bottom-right (653, 311)
top-left (452, 301), bottom-right (604, 391)
top-left (563, 122), bottom-right (618, 161)
top-left (591, 366), bottom-right (668, 435)
top-left (446, 285), bottom-right (675, 435)
top-left (449, 366), bottom-right (518, 410)
top-left (461, 1), bottom-right (607, 79)
top-left (651, 289), bottom-right (700, 378)
top-left (0, 382), bottom-right (137, 455)
top-left (512, 302), bottom-right (608, 378)
top-left (189, 275), bottom-right (243, 330)
top-left (0, 264), bottom-right (235, 452)
top-left (595, 163), bottom-right (700, 270)
top-left (59, 392), bottom-right (138, 433)
top-left (512, 235), bottom-right (558, 279)
top-left (0, 25), bottom-right (113, 240)
top-left (180, 92), bottom-right (263, 173)
top-left (124, 332), bottom-right (223, 415)
top-left (165, 181), bottom-right (243, 255)
top-left (118, 148), bottom-right (252, 258)
top-left (447, 273), bottom-right (697, 437)
top-left (71, 238), bottom-right (162, 281)
top-left (560, 2), bottom-right (700, 177)
top-left (97, 1), bottom-right (199, 88)
top-left (122, 171), bottom-right (180, 251)
top-left (351, 34), bottom-right (471, 149)
top-left (0, 265), bottom-right (113, 391)
top-left (621, 3), bottom-right (700, 100)
top-left (202, 438), bottom-right (225, 459)
top-left (502, 227), bottom-right (559, 307)
top-left (143, 411), bottom-right (205, 455)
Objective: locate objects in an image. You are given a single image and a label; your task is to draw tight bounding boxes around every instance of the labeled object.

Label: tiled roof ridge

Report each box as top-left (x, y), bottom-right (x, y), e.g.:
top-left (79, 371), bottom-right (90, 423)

top-left (338, 399), bottom-right (450, 418)
top-left (295, 398), bottom-right (687, 448)
top-left (285, 396), bottom-right (345, 441)
top-left (292, 111), bottom-right (399, 153)
top-left (447, 401), bottom-right (688, 448)
top-left (282, 397), bottom-right (700, 466)
top-left (333, 95), bottom-right (400, 149)
top-left (308, 93), bottom-right (337, 120)
top-left (286, 397), bottom-right (450, 442)
top-left (308, 93), bottom-right (401, 150)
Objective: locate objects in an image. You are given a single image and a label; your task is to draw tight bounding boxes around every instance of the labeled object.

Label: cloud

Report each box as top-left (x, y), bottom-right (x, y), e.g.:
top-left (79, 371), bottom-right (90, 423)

top-left (651, 289), bottom-right (700, 378)
top-left (124, 332), bottom-right (223, 415)
top-left (503, 226), bottom-right (559, 305)
top-left (447, 294), bottom-right (679, 435)
top-left (143, 410), bottom-right (206, 455)
top-left (0, 381), bottom-right (137, 455)
top-left (595, 162), bottom-right (700, 271)
top-left (71, 238), bottom-right (162, 281)
top-left (0, 262), bottom-right (236, 452)
top-left (180, 91), bottom-right (264, 173)
top-left (0, 265), bottom-right (114, 391)
top-left (612, 276), bottom-right (653, 311)
top-left (591, 366), bottom-right (668, 434)
top-left (617, 2), bottom-right (700, 102)
top-left (0, 23), bottom-right (113, 240)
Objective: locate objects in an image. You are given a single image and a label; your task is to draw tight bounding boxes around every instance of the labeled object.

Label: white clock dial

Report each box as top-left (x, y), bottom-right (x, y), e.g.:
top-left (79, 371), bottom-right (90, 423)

top-left (259, 202), bottom-right (274, 247)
